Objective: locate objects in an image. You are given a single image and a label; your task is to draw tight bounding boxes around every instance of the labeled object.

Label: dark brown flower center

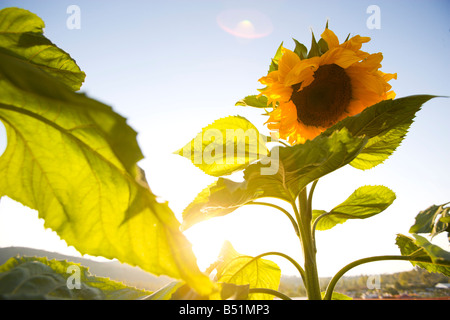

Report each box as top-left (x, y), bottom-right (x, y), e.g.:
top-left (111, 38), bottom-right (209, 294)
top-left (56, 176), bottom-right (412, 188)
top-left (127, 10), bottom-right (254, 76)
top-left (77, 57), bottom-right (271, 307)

top-left (290, 63), bottom-right (352, 127)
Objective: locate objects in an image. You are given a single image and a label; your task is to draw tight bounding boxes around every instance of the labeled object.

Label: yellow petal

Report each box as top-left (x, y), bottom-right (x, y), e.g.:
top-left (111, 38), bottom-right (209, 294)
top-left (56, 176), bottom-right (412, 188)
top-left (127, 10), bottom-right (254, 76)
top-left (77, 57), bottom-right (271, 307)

top-left (321, 28), bottom-right (340, 49)
top-left (319, 47), bottom-right (361, 69)
top-left (386, 90), bottom-right (396, 99)
top-left (379, 71), bottom-right (397, 82)
top-left (284, 57), bottom-right (319, 87)
top-left (259, 70), bottom-right (279, 85)
top-left (359, 53), bottom-right (383, 72)
top-left (343, 35), bottom-right (371, 52)
top-left (346, 100), bottom-right (366, 116)
top-left (265, 83), bottom-right (292, 104)
top-left (278, 48), bottom-right (301, 83)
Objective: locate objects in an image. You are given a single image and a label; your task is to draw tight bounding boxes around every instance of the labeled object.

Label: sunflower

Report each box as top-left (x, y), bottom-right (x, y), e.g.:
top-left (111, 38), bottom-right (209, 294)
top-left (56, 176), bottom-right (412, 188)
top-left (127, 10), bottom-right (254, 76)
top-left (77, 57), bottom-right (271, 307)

top-left (259, 28), bottom-right (397, 145)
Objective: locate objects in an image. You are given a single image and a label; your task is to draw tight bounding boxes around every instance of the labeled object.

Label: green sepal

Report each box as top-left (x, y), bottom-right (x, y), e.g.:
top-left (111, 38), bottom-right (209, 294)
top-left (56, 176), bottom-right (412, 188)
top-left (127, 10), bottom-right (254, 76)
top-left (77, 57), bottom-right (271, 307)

top-left (268, 42), bottom-right (283, 73)
top-left (307, 31), bottom-right (321, 58)
top-left (318, 38), bottom-right (329, 54)
top-left (293, 38), bottom-right (308, 60)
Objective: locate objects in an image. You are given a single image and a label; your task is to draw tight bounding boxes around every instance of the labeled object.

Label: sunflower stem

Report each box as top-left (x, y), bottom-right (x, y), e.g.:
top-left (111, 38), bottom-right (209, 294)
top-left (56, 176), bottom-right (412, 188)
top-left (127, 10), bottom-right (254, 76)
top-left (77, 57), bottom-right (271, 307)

top-left (297, 186), bottom-right (322, 300)
top-left (323, 255), bottom-right (441, 300)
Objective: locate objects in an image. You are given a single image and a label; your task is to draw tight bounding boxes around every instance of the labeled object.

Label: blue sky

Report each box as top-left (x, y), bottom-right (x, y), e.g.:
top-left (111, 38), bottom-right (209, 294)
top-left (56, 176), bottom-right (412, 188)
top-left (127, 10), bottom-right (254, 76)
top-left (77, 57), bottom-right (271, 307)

top-left (0, 0), bottom-right (449, 279)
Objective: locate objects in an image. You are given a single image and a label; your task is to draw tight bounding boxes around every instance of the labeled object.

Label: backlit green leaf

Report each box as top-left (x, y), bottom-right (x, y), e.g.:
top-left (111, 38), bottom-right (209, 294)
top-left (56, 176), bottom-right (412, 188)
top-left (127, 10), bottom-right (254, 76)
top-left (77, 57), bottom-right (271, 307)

top-left (235, 95), bottom-right (271, 108)
top-left (218, 283), bottom-right (250, 300)
top-left (181, 180), bottom-right (236, 231)
top-left (0, 8), bottom-right (212, 296)
top-left (0, 256), bottom-right (151, 300)
top-left (412, 234), bottom-right (450, 265)
top-left (323, 95), bottom-right (436, 170)
top-left (213, 241), bottom-right (281, 300)
top-left (313, 185), bottom-right (396, 231)
top-left (142, 281), bottom-right (184, 300)
top-left (182, 128), bottom-right (367, 229)
top-left (409, 202), bottom-right (450, 241)
top-left (396, 234), bottom-right (450, 277)
top-left (0, 8), bottom-right (85, 91)
top-left (175, 116), bottom-right (269, 177)
top-left (349, 123), bottom-right (410, 170)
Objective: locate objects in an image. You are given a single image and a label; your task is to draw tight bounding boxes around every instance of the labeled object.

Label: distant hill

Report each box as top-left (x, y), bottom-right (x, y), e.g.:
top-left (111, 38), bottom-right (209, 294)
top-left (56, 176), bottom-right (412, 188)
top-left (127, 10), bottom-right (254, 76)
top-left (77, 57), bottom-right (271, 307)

top-left (0, 247), bottom-right (172, 291)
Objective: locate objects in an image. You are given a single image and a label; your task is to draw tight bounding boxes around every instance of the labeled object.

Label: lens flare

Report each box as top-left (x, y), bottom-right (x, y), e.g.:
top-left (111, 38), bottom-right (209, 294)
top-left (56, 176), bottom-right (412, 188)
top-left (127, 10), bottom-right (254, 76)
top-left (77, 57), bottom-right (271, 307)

top-left (217, 9), bottom-right (273, 39)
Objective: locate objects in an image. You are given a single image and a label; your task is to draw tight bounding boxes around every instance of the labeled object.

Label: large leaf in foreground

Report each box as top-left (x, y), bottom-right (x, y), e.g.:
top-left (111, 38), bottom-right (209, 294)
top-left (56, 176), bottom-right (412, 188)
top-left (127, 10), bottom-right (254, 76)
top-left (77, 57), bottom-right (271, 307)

top-left (312, 185), bottom-right (396, 231)
top-left (323, 95), bottom-right (436, 170)
top-left (213, 241), bottom-right (281, 300)
top-left (175, 116), bottom-right (269, 177)
top-left (0, 256), bottom-right (151, 300)
top-left (0, 8), bottom-right (212, 295)
top-left (182, 128), bottom-right (367, 230)
top-left (0, 8), bottom-right (85, 91)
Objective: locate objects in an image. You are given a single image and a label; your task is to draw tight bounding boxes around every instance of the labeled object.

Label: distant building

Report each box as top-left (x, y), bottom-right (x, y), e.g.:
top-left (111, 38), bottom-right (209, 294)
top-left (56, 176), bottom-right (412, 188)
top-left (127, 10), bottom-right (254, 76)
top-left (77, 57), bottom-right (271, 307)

top-left (435, 283), bottom-right (450, 289)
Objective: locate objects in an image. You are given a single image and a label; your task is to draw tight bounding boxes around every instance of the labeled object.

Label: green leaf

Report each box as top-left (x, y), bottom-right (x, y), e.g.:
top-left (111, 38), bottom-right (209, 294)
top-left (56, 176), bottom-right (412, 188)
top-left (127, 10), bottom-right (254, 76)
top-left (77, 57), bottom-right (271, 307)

top-left (413, 234), bottom-right (450, 265)
top-left (268, 42), bottom-right (283, 73)
top-left (440, 216), bottom-right (450, 223)
top-left (0, 8), bottom-right (212, 296)
top-left (175, 116), bottom-right (269, 177)
top-left (409, 202), bottom-right (450, 241)
top-left (235, 95), bottom-right (271, 108)
top-left (0, 256), bottom-right (151, 300)
top-left (293, 38), bottom-right (307, 60)
top-left (181, 180), bottom-right (234, 230)
top-left (323, 95), bottom-right (436, 170)
top-left (218, 283), bottom-right (250, 300)
top-left (182, 128), bottom-right (367, 229)
top-left (395, 234), bottom-right (450, 277)
top-left (271, 128), bottom-right (367, 198)
top-left (349, 123), bottom-right (410, 170)
top-left (142, 281), bottom-right (184, 300)
top-left (213, 241), bottom-right (281, 300)
top-left (0, 8), bottom-right (85, 91)
top-left (313, 185), bottom-right (396, 231)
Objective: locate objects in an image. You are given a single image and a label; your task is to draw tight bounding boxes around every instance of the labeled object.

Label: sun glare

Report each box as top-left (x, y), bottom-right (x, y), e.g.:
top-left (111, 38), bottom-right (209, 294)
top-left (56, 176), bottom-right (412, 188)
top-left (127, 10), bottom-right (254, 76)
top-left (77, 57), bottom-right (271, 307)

top-left (216, 9), bottom-right (273, 39)
top-left (183, 202), bottom-right (303, 276)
